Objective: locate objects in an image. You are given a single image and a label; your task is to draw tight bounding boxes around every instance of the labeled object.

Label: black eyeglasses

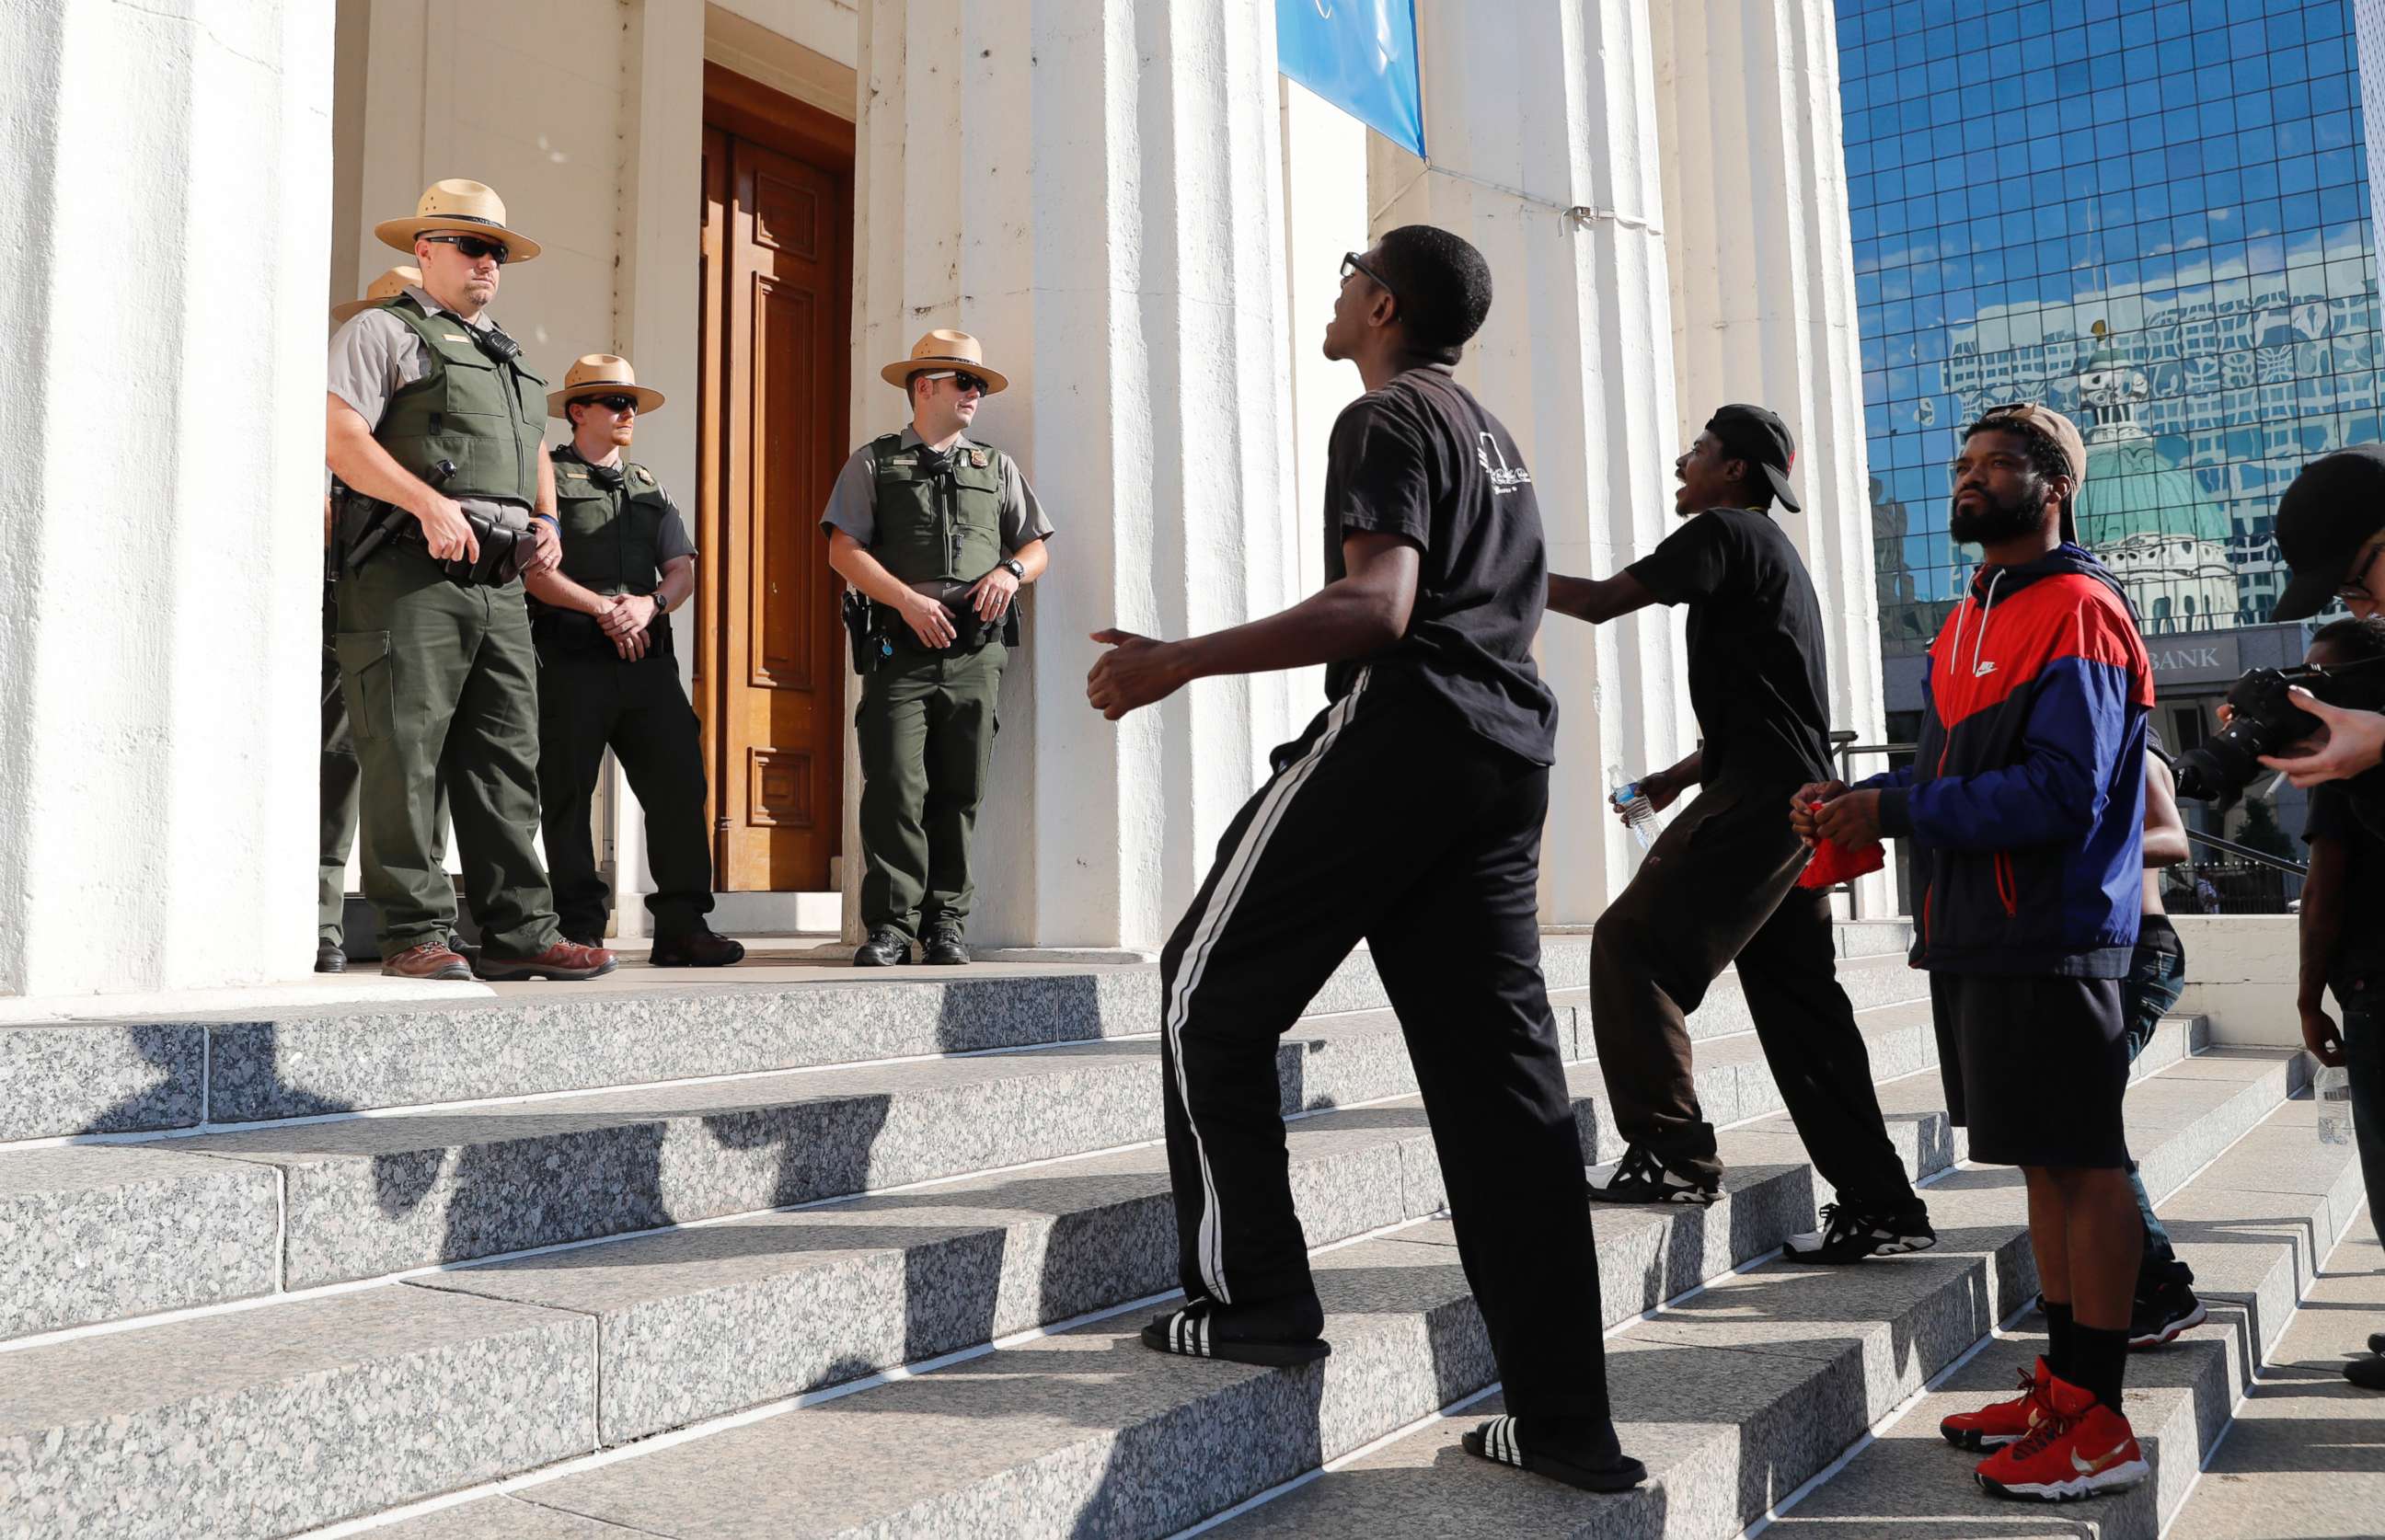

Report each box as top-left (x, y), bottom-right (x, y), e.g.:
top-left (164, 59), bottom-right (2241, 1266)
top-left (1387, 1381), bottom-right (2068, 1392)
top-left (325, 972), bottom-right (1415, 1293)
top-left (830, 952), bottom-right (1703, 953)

top-left (423, 233), bottom-right (511, 265)
top-left (2337, 538), bottom-right (2384, 603)
top-left (580, 395), bottom-right (639, 413)
top-left (923, 370), bottom-right (990, 396)
top-left (1340, 250), bottom-right (1397, 297)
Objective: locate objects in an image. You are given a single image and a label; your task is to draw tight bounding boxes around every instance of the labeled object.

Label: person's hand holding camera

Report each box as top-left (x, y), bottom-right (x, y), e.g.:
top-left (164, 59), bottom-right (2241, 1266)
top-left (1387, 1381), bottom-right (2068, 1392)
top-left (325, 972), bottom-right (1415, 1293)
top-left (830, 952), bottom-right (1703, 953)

top-left (2260, 689), bottom-right (2385, 787)
top-left (1788, 779), bottom-right (1849, 845)
top-left (898, 590), bottom-right (958, 649)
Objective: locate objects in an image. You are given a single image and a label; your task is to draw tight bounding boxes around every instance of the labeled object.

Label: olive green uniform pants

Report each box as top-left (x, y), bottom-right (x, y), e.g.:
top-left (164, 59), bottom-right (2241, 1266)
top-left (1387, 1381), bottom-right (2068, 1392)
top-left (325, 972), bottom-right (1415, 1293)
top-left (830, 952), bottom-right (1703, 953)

top-left (856, 641), bottom-right (1006, 941)
top-left (322, 574), bottom-right (449, 948)
top-left (535, 627), bottom-right (717, 943)
top-left (336, 545), bottom-right (560, 960)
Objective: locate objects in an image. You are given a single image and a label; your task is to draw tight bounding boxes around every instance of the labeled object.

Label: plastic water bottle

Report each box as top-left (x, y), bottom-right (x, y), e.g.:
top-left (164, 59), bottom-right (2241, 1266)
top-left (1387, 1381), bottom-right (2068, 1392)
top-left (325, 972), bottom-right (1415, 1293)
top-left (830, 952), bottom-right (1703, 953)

top-left (1608, 765), bottom-right (1661, 852)
top-left (2317, 1064), bottom-right (2355, 1146)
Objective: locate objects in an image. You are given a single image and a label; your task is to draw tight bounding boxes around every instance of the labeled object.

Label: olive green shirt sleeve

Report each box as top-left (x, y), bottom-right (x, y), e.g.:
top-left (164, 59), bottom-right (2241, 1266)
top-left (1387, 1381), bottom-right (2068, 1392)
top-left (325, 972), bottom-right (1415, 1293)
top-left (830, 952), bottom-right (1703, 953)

top-left (820, 442), bottom-right (878, 546)
top-left (999, 455), bottom-right (1055, 553)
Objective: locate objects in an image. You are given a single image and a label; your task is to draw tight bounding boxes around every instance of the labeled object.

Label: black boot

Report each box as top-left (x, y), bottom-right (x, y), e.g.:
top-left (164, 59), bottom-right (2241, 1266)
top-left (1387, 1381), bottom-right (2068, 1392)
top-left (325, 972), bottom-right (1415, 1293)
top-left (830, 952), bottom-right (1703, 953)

top-left (854, 927), bottom-right (911, 967)
top-left (315, 939), bottom-right (346, 975)
top-left (922, 921), bottom-right (970, 966)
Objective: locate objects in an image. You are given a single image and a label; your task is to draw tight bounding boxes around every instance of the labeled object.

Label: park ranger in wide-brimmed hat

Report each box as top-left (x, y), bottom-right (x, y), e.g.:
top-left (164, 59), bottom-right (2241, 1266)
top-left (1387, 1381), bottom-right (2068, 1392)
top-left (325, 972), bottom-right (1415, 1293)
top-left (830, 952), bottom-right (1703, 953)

top-left (323, 178), bottom-right (615, 984)
top-left (819, 329), bottom-right (1054, 967)
top-left (522, 355), bottom-right (743, 967)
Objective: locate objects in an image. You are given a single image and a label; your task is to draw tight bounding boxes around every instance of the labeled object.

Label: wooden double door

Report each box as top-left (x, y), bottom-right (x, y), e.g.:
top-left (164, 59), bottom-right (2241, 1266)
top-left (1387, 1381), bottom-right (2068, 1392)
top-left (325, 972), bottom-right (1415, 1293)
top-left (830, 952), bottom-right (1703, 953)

top-left (694, 75), bottom-right (853, 893)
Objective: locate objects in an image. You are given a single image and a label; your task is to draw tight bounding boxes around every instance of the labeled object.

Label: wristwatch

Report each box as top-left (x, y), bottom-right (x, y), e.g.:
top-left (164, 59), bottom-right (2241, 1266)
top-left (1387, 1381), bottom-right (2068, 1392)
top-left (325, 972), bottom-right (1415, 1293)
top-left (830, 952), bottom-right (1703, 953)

top-left (999, 557), bottom-right (1025, 581)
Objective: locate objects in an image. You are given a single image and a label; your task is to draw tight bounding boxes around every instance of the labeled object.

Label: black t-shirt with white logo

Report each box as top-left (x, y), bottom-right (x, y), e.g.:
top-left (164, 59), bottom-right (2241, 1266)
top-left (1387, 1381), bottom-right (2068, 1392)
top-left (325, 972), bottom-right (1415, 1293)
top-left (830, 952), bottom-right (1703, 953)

top-left (1321, 367), bottom-right (1558, 765)
top-left (1628, 507), bottom-right (1834, 790)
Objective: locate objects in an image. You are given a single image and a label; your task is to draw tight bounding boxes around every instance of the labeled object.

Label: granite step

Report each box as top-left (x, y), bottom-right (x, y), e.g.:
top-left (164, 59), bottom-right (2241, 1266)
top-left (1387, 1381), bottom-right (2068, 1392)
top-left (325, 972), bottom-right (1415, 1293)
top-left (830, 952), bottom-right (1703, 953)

top-left (1757, 1087), bottom-right (2369, 1540)
top-left (9, 990), bottom-right (1929, 1316)
top-left (1192, 1048), bottom-right (2315, 1540)
top-left (0, 937), bottom-right (1918, 1139)
top-left (396, 1044), bottom-right (2293, 1540)
top-left (2164, 1224), bottom-right (2385, 1540)
top-left (0, 1016), bottom-right (1947, 1539)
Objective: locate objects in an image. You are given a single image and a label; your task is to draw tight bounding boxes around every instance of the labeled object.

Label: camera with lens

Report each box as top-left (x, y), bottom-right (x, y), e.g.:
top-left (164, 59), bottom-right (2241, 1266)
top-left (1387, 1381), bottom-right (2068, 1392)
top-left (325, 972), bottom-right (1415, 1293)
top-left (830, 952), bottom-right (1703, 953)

top-left (2170, 655), bottom-right (2385, 804)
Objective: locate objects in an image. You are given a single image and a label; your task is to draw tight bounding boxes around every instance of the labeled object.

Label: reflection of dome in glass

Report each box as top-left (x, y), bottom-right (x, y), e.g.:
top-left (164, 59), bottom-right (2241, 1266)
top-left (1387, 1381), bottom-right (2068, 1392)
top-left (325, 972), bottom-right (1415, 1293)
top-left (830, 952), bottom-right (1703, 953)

top-left (2073, 325), bottom-right (2229, 546)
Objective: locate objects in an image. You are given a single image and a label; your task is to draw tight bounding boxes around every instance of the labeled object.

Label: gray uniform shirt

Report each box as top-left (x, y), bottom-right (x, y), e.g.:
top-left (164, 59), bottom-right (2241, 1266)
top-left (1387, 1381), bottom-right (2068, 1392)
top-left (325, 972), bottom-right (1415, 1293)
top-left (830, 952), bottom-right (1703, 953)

top-left (326, 283), bottom-right (535, 521)
top-left (818, 427), bottom-right (1055, 558)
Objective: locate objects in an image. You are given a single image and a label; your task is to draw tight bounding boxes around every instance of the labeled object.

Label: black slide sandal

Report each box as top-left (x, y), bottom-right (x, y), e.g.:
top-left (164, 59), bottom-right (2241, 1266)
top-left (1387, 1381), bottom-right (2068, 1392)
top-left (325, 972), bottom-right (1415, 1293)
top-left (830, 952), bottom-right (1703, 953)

top-left (1464, 1415), bottom-right (1648, 1492)
top-left (1139, 1304), bottom-right (1331, 1367)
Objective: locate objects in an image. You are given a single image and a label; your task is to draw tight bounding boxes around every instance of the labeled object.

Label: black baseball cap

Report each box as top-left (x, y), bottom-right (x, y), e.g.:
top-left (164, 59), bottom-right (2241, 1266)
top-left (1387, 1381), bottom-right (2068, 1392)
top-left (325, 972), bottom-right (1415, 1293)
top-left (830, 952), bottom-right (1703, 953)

top-left (1707, 404), bottom-right (1802, 512)
top-left (2271, 445), bottom-right (2385, 622)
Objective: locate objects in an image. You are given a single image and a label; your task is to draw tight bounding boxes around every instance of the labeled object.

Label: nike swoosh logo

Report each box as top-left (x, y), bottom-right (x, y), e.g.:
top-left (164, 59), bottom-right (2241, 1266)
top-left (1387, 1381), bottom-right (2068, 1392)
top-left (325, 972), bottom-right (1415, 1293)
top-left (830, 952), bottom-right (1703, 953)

top-left (2071, 1442), bottom-right (2130, 1475)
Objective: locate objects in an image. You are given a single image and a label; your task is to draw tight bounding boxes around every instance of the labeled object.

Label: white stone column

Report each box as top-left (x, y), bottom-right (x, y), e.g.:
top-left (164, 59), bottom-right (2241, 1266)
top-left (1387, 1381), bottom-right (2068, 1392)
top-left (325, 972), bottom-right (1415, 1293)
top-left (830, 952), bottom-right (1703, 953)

top-left (1372, 0), bottom-right (1695, 923)
top-left (1656, 0), bottom-right (1893, 915)
top-left (0, 3), bottom-right (333, 996)
top-left (853, 0), bottom-right (1303, 949)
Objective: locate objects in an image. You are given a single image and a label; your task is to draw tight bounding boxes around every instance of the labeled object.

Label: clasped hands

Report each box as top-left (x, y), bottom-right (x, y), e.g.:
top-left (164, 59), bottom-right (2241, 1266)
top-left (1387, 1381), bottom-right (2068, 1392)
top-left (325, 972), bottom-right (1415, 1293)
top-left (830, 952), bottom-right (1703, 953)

top-left (895, 569), bottom-right (1019, 650)
top-left (597, 592), bottom-right (657, 661)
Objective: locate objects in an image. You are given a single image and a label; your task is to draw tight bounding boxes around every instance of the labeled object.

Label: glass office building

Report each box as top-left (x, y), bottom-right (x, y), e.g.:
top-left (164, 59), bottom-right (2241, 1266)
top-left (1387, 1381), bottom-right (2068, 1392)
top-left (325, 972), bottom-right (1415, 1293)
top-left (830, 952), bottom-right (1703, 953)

top-left (1838, 0), bottom-right (2379, 702)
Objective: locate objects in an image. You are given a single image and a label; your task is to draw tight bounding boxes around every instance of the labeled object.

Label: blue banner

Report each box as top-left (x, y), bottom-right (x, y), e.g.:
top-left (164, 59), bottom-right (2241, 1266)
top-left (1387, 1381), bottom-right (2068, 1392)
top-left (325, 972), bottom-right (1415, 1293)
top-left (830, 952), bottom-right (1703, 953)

top-left (1276, 0), bottom-right (1424, 159)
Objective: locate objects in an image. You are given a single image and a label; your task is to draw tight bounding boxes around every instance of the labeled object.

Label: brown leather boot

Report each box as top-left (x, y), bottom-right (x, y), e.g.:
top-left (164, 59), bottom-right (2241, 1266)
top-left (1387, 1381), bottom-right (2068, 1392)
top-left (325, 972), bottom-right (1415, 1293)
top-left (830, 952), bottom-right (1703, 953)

top-left (471, 939), bottom-right (618, 982)
top-left (383, 940), bottom-right (473, 981)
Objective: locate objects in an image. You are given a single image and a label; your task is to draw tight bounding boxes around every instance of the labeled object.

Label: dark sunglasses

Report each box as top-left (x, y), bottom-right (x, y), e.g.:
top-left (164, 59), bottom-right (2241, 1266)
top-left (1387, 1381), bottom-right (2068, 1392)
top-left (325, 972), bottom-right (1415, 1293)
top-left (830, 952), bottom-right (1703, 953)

top-left (923, 369), bottom-right (990, 396)
top-left (580, 394), bottom-right (639, 413)
top-left (423, 233), bottom-right (511, 265)
top-left (1339, 250), bottom-right (1397, 297)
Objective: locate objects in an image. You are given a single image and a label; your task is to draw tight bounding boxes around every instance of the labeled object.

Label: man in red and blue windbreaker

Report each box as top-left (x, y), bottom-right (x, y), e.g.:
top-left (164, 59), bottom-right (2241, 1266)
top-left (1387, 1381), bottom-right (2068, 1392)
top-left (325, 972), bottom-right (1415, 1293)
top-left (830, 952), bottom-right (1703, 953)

top-left (1794, 403), bottom-right (2156, 1504)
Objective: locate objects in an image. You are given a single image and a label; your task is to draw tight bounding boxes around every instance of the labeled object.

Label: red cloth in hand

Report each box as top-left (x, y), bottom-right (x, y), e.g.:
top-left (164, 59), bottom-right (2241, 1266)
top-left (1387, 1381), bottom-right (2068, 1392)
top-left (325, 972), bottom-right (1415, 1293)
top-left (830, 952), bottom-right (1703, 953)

top-left (1798, 835), bottom-right (1884, 889)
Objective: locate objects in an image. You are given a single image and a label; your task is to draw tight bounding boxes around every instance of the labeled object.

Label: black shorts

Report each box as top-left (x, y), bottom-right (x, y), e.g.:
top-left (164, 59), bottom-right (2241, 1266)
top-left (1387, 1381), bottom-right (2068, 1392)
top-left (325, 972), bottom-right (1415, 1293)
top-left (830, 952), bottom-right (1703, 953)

top-left (1929, 971), bottom-right (2129, 1169)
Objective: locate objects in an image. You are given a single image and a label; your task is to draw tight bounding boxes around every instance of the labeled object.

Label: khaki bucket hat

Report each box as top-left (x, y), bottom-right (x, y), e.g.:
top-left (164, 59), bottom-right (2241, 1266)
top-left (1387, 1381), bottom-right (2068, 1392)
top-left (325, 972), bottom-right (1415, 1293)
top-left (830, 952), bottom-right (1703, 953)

top-left (880, 328), bottom-right (1008, 395)
top-left (330, 266), bottom-right (422, 325)
top-left (374, 179), bottom-right (544, 263)
top-left (547, 354), bottom-right (666, 419)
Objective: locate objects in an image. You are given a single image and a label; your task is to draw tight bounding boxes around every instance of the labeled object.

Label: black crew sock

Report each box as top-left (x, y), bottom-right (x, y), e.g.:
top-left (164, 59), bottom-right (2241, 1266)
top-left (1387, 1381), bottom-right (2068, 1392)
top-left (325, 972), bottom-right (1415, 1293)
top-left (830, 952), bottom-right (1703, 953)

top-left (2070, 1323), bottom-right (2129, 1412)
top-left (2043, 1300), bottom-right (2076, 1380)
top-left (1520, 1413), bottom-right (1623, 1463)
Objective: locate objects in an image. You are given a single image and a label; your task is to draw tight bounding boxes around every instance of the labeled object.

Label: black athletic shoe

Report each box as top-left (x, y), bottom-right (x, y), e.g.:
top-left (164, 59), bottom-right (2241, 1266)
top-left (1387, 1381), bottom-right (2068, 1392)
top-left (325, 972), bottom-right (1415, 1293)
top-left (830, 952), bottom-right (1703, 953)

top-left (1140, 1296), bottom-right (1329, 1367)
top-left (921, 923), bottom-right (970, 966)
top-left (2127, 1280), bottom-right (2207, 1350)
top-left (853, 928), bottom-right (910, 967)
top-left (1586, 1144), bottom-right (1720, 1205)
top-left (2347, 1354), bottom-right (2385, 1391)
top-left (2369, 1330), bottom-right (2385, 1357)
top-left (1783, 1200), bottom-right (1938, 1263)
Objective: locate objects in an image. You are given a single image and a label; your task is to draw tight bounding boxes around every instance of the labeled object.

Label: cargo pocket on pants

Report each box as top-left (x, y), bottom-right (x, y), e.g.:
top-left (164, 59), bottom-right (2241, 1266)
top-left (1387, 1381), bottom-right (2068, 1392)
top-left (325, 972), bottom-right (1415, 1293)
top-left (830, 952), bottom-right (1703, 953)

top-left (334, 631), bottom-right (397, 741)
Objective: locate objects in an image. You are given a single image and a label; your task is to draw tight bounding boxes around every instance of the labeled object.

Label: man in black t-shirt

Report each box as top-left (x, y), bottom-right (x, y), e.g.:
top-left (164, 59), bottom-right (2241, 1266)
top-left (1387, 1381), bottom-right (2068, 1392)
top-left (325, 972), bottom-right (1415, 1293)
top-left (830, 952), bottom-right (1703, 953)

top-left (2293, 616), bottom-right (2385, 1391)
top-left (1087, 225), bottom-right (1642, 1495)
top-left (1548, 406), bottom-right (1932, 1261)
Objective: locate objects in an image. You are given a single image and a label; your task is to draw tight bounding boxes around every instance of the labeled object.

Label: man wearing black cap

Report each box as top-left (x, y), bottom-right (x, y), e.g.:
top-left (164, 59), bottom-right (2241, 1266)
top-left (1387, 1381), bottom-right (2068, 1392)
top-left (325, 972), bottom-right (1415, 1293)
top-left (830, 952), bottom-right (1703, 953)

top-left (1546, 406), bottom-right (1932, 1261)
top-left (2261, 448), bottom-right (2385, 813)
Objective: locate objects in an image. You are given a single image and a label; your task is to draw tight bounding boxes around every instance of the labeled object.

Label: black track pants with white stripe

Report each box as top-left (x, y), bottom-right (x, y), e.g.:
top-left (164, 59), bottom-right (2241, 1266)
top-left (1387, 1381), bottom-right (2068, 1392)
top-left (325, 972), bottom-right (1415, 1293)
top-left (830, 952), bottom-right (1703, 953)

top-left (1158, 668), bottom-right (1613, 1421)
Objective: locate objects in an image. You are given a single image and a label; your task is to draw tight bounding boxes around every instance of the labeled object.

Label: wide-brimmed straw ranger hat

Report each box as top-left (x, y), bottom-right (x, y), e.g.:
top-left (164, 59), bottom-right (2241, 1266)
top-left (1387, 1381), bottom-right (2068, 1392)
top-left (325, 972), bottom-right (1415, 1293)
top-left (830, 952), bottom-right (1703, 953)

top-left (331, 266), bottom-right (421, 324)
top-left (374, 179), bottom-right (544, 263)
top-left (547, 354), bottom-right (666, 419)
top-left (879, 328), bottom-right (1008, 395)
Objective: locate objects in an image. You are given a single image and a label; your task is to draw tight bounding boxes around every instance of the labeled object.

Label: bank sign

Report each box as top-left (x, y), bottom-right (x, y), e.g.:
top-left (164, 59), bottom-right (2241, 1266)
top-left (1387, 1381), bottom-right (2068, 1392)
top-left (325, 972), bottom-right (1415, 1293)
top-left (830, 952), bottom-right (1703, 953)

top-left (1276, 0), bottom-right (1425, 158)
